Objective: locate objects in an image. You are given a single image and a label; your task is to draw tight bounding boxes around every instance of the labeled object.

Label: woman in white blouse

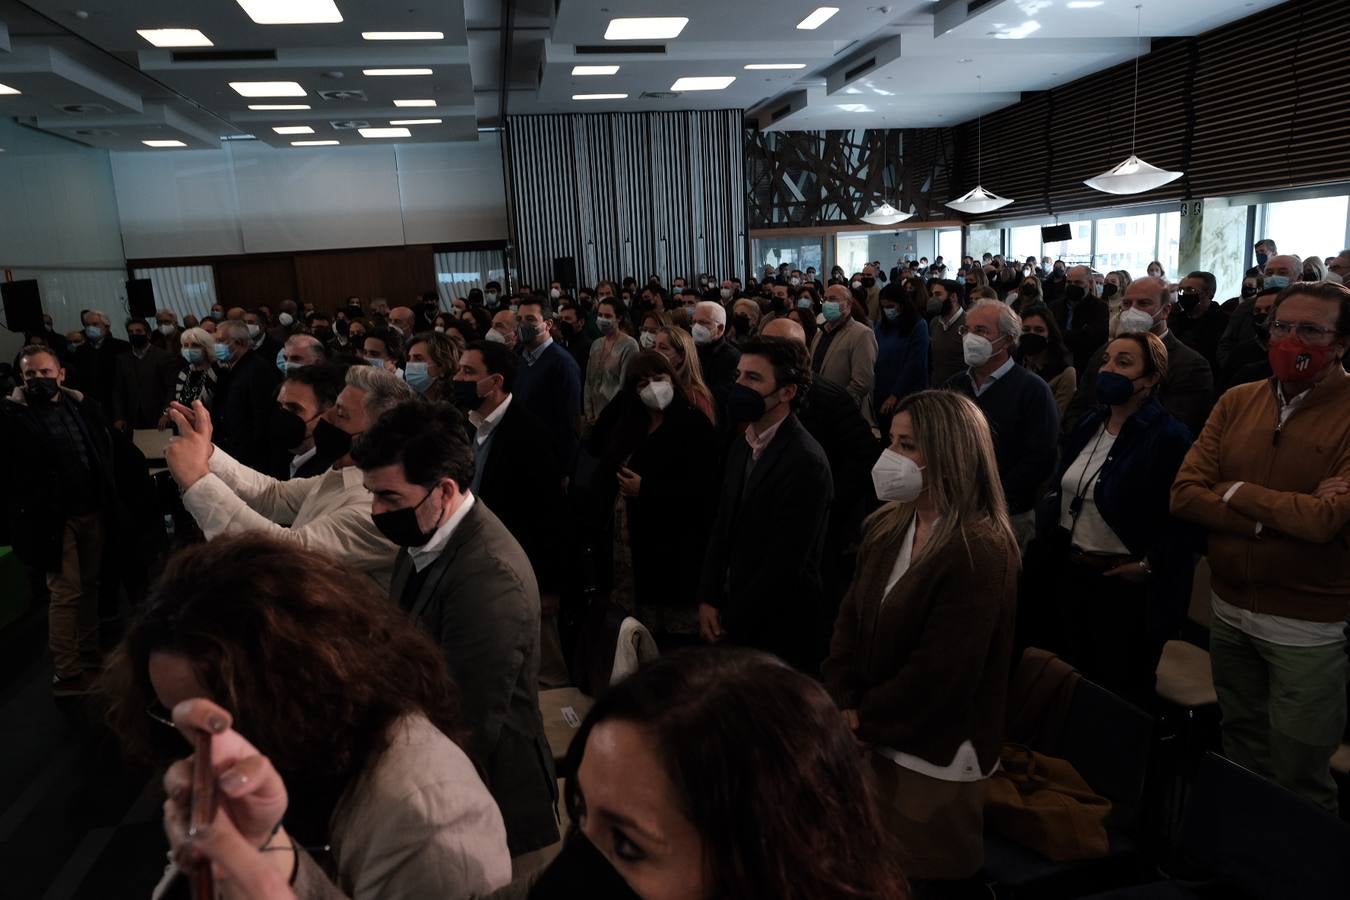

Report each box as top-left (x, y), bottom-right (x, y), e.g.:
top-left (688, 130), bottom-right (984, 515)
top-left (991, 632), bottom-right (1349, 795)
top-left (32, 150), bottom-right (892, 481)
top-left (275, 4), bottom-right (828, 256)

top-left (583, 297), bottom-right (638, 425)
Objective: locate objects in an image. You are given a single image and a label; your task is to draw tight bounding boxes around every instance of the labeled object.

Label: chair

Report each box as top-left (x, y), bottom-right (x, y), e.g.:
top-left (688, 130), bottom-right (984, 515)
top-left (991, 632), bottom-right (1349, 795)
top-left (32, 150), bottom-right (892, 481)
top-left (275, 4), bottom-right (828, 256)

top-left (982, 678), bottom-right (1154, 899)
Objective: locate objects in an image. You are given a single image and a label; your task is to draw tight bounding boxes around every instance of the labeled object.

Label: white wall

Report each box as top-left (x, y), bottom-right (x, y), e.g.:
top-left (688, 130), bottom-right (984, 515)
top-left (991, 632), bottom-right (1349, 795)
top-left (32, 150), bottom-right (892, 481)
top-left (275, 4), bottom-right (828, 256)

top-left (110, 135), bottom-right (508, 259)
top-left (0, 119), bottom-right (127, 361)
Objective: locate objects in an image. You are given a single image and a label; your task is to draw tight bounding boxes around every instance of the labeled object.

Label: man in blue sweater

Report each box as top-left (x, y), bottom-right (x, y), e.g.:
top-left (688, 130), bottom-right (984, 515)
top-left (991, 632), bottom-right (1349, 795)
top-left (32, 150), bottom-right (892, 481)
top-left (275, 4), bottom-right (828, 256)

top-left (943, 299), bottom-right (1059, 550)
top-left (514, 297), bottom-right (582, 478)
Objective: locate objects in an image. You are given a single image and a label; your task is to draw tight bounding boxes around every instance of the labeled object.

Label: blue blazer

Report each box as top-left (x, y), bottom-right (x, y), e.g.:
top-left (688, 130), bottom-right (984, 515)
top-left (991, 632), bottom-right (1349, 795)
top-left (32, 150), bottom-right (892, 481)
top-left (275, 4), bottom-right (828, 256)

top-left (873, 318), bottom-right (930, 407)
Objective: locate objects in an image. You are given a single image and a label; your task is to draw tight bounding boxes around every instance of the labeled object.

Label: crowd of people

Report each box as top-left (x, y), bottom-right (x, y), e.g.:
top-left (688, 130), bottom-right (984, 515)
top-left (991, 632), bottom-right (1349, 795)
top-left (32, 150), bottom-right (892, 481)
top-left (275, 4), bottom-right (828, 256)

top-left (1, 237), bottom-right (1347, 898)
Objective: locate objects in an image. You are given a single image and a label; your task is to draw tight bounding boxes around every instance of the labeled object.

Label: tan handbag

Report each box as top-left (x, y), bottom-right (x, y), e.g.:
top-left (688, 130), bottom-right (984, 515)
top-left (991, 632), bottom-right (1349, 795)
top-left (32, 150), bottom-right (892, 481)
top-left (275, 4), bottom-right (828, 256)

top-left (984, 744), bottom-right (1113, 860)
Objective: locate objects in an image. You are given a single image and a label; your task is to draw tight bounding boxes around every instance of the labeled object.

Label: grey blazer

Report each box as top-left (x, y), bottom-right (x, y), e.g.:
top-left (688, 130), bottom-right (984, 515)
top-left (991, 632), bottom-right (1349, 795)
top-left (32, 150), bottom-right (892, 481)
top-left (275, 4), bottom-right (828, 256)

top-left (810, 318), bottom-right (880, 426)
top-left (390, 500), bottom-right (560, 856)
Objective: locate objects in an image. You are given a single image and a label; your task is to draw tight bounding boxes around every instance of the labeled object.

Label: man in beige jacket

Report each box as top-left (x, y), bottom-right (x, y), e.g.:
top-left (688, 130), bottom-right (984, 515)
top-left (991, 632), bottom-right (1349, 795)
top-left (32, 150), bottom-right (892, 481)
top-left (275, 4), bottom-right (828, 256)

top-left (810, 283), bottom-right (880, 428)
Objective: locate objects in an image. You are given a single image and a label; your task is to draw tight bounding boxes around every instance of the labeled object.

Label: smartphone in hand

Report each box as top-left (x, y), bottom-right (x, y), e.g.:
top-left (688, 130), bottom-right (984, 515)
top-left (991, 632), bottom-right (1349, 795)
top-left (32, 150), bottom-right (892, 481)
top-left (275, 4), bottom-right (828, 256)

top-left (189, 729), bottom-right (217, 899)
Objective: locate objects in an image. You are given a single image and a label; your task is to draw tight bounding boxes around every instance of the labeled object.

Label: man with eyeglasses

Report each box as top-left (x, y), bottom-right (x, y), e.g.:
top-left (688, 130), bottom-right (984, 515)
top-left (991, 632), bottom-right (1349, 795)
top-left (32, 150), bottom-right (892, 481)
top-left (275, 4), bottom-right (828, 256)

top-left (1168, 271), bottom-right (1230, 376)
top-left (1172, 281), bottom-right (1350, 813)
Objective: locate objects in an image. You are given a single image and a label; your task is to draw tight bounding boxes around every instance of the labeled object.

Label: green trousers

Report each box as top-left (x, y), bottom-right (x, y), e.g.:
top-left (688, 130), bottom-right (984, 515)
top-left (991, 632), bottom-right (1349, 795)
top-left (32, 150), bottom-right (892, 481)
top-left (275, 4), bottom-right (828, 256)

top-left (1210, 614), bottom-right (1347, 812)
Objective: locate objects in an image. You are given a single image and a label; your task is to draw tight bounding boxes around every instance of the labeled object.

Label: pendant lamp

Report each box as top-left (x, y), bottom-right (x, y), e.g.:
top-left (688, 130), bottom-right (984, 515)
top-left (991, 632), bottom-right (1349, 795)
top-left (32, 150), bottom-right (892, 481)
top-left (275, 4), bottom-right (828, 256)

top-left (946, 74), bottom-right (1014, 215)
top-left (1084, 4), bottom-right (1182, 195)
top-left (861, 200), bottom-right (914, 226)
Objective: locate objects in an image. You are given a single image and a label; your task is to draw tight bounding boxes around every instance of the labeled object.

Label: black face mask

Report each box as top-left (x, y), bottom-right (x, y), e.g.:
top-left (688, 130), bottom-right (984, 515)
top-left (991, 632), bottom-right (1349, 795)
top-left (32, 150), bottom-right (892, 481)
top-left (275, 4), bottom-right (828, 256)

top-left (23, 376), bottom-right (60, 403)
top-left (1064, 284), bottom-right (1087, 304)
top-left (732, 313), bottom-right (752, 336)
top-left (334, 319), bottom-right (350, 338)
top-left (861, 277), bottom-right (876, 288)
top-left (1241, 286), bottom-right (1258, 300)
top-left (1101, 283), bottom-right (1118, 300)
top-left (129, 332), bottom-right (149, 348)
top-left (1019, 286), bottom-right (1039, 300)
top-left (528, 833), bottom-right (641, 900)
top-left (453, 378), bottom-right (486, 411)
top-left (1019, 333), bottom-right (1049, 356)
top-left (345, 305), bottom-right (363, 320)
top-left (926, 297), bottom-right (943, 316)
top-left (727, 382), bottom-right (771, 423)
top-left (269, 407), bottom-right (310, 451)
top-left (557, 321), bottom-right (576, 341)
top-left (770, 297), bottom-right (788, 315)
top-left (1252, 313), bottom-right (1271, 346)
top-left (371, 488), bottom-right (440, 548)
top-left (312, 417), bottom-right (354, 459)
top-left (314, 327), bottom-right (333, 342)
top-left (1176, 291), bottom-right (1203, 314)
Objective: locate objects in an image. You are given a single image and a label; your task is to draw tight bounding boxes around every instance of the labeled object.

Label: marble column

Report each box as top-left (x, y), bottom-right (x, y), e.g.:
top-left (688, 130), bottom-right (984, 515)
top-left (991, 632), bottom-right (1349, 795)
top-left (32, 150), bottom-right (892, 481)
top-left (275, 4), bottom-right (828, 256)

top-left (1179, 198), bottom-right (1249, 301)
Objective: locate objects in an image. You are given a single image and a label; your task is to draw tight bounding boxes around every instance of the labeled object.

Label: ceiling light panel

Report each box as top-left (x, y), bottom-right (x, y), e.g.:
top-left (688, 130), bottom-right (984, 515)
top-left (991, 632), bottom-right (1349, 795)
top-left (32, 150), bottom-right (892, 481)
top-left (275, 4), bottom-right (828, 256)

top-left (359, 127), bottom-right (411, 138)
top-left (361, 31), bottom-right (443, 40)
top-left (235, 0), bottom-right (342, 25)
top-left (231, 81), bottom-right (306, 98)
top-left (292, 140), bottom-right (338, 146)
top-left (671, 76), bottom-right (736, 91)
top-left (137, 29), bottom-right (213, 47)
top-left (273, 125), bottom-right (314, 134)
top-left (796, 7), bottom-right (840, 30)
top-left (604, 17), bottom-right (688, 40)
top-left (143, 140), bottom-right (187, 147)
top-left (744, 63), bottom-right (806, 70)
top-left (572, 65), bottom-right (621, 75)
top-left (572, 93), bottom-right (628, 100)
top-left (362, 68), bottom-right (433, 76)
top-left (248, 104), bottom-right (310, 110)
top-left (389, 118), bottom-right (442, 125)
top-left (393, 99), bottom-right (436, 107)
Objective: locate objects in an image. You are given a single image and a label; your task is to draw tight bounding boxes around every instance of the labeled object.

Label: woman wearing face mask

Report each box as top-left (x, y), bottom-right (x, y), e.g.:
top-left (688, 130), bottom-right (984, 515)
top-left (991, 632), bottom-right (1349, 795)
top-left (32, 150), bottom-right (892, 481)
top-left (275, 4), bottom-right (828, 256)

top-left (159, 327), bottom-right (220, 430)
top-left (1016, 305), bottom-right (1077, 419)
top-left (638, 311), bottom-right (667, 352)
top-left (587, 352), bottom-right (717, 643)
top-left (1008, 274), bottom-right (1043, 316)
top-left (786, 306), bottom-right (819, 351)
top-left (1301, 255), bottom-right (1330, 283)
top-left (729, 298), bottom-right (762, 344)
top-left (1103, 270), bottom-right (1134, 335)
top-left (404, 331), bottom-right (461, 402)
top-left (1026, 331), bottom-right (1195, 706)
top-left (1147, 260), bottom-right (1165, 280)
top-left (652, 326), bottom-right (715, 424)
top-left (824, 389), bottom-right (1018, 883)
top-left (584, 298), bottom-right (639, 426)
top-left (873, 281), bottom-right (930, 434)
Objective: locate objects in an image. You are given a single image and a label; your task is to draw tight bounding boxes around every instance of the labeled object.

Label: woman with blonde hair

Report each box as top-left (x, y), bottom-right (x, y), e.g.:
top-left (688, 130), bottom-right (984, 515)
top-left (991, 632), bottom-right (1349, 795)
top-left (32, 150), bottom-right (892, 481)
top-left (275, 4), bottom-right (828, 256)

top-left (729, 297), bottom-right (762, 344)
top-left (1105, 269), bottom-right (1134, 336)
top-left (824, 389), bottom-right (1019, 883)
top-left (158, 326), bottom-right (219, 429)
top-left (653, 325), bottom-right (715, 423)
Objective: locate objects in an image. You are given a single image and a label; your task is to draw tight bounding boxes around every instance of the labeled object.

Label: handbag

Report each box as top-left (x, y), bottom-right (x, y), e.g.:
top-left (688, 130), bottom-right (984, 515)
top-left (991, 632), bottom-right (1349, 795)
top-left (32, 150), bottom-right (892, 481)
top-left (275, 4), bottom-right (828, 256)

top-left (984, 744), bottom-right (1112, 860)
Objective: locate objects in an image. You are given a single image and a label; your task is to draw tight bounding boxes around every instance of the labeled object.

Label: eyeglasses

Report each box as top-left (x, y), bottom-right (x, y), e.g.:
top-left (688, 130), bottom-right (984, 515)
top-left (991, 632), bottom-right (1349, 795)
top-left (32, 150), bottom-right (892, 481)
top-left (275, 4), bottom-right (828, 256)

top-left (147, 700), bottom-right (176, 729)
top-left (957, 325), bottom-right (998, 339)
top-left (1269, 320), bottom-right (1338, 344)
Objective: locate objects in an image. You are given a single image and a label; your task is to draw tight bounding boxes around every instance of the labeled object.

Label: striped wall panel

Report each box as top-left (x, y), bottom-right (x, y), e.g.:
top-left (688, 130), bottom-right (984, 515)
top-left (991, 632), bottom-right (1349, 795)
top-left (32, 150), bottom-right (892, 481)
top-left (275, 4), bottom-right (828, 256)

top-left (505, 110), bottom-right (747, 288)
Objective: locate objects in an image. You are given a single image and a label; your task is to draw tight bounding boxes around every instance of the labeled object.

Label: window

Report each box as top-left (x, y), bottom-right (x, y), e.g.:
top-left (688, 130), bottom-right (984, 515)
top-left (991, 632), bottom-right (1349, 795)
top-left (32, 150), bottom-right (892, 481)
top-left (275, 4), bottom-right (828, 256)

top-left (753, 236), bottom-right (824, 275)
top-left (835, 234), bottom-right (872, 278)
top-left (1157, 211), bottom-right (1180, 279)
top-left (1095, 214), bottom-right (1158, 278)
top-left (1044, 220), bottom-right (1092, 266)
top-left (1008, 226), bottom-right (1042, 264)
top-left (1258, 196), bottom-right (1350, 264)
top-left (937, 228), bottom-right (963, 272)
top-left (967, 224), bottom-right (1002, 260)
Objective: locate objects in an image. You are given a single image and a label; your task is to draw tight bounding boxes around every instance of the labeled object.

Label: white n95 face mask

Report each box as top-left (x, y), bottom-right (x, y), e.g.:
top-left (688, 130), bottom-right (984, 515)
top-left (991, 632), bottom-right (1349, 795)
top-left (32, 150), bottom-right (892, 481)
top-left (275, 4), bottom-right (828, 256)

top-left (871, 449), bottom-right (925, 503)
top-left (691, 323), bottom-right (713, 345)
top-left (962, 333), bottom-right (995, 368)
top-left (1117, 306), bottom-right (1156, 335)
top-left (638, 379), bottom-right (675, 411)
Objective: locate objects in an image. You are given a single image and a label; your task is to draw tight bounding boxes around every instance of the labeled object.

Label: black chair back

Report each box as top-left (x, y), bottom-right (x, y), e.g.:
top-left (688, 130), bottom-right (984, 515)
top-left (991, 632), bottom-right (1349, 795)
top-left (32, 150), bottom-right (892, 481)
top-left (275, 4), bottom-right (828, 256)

top-left (1058, 678), bottom-right (1154, 826)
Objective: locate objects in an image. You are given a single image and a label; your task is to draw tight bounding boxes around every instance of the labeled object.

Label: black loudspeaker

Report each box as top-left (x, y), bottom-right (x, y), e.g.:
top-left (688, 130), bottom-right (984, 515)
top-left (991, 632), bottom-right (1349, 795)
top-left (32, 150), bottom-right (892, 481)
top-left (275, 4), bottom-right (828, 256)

top-left (552, 256), bottom-right (577, 289)
top-left (1041, 224), bottom-right (1073, 243)
top-left (1, 279), bottom-right (43, 333)
top-left (126, 278), bottom-right (156, 318)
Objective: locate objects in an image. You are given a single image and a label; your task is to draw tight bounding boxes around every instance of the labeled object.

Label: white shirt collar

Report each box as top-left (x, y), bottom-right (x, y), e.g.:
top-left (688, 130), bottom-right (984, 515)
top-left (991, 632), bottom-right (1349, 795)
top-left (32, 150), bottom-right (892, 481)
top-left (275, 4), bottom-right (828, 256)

top-left (409, 493), bottom-right (476, 572)
top-left (941, 306), bottom-right (965, 329)
top-left (469, 393), bottom-right (512, 445)
top-left (289, 446), bottom-right (317, 477)
top-left (985, 355), bottom-right (1016, 381)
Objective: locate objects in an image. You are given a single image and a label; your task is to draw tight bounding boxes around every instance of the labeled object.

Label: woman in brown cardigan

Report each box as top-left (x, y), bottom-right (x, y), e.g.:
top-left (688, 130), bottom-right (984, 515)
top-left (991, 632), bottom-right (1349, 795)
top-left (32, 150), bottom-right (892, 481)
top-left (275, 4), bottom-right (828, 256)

top-left (824, 389), bottom-right (1020, 882)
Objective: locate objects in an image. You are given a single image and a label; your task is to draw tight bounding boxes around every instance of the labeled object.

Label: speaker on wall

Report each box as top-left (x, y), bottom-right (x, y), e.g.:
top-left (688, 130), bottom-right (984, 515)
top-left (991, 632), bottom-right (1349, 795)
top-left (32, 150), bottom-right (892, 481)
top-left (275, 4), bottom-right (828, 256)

top-left (126, 278), bottom-right (156, 318)
top-left (1, 279), bottom-right (43, 333)
top-left (552, 256), bottom-right (577, 289)
top-left (1041, 224), bottom-right (1073, 243)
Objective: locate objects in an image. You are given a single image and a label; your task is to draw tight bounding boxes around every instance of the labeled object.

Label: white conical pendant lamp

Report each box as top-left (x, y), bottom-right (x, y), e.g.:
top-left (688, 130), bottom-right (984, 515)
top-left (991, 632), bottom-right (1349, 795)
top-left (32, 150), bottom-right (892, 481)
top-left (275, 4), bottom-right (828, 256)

top-left (861, 200), bottom-right (914, 226)
top-left (1084, 4), bottom-right (1182, 195)
top-left (946, 74), bottom-right (1014, 215)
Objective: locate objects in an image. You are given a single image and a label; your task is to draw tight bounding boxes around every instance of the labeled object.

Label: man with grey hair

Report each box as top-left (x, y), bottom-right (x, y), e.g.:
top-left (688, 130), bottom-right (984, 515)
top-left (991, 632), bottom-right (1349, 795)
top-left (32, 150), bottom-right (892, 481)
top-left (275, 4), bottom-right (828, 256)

top-left (211, 318), bottom-right (281, 470)
top-left (693, 300), bottom-right (741, 391)
top-left (1065, 277), bottom-right (1215, 435)
top-left (279, 332), bottom-right (328, 372)
top-left (70, 307), bottom-right (130, 418)
top-left (1327, 249), bottom-right (1350, 282)
top-left (1050, 265), bottom-right (1110, 373)
top-left (1219, 254), bottom-right (1305, 385)
top-left (163, 366), bottom-right (413, 593)
top-left (943, 298), bottom-right (1059, 548)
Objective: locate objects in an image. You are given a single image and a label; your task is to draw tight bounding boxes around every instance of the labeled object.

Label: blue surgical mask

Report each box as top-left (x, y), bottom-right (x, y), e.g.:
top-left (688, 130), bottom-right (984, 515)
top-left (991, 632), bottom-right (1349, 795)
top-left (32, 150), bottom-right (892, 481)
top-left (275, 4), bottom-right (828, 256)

top-left (797, 297), bottom-right (813, 310)
top-left (822, 301), bottom-right (842, 322)
top-left (84, 325), bottom-right (103, 341)
top-left (182, 347), bottom-right (205, 365)
top-left (882, 307), bottom-right (900, 321)
top-left (213, 343), bottom-right (232, 363)
top-left (276, 349), bottom-right (290, 374)
top-left (404, 361), bottom-right (433, 393)
top-left (367, 357), bottom-right (386, 368)
top-left (1263, 275), bottom-right (1290, 290)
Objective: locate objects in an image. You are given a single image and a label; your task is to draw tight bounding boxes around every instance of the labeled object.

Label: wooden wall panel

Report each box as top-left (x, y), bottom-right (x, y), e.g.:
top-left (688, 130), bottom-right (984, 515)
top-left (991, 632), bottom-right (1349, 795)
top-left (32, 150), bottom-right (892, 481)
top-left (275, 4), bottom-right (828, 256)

top-left (292, 245), bottom-right (437, 314)
top-left (212, 256), bottom-right (298, 310)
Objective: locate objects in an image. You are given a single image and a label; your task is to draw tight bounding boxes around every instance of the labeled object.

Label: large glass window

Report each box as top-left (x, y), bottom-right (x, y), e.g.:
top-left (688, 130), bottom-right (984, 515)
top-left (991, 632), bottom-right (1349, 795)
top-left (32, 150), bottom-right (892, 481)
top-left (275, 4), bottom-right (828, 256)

top-left (752, 236), bottom-right (824, 274)
top-left (1009, 226), bottom-right (1042, 264)
top-left (967, 225), bottom-right (1002, 259)
top-left (1045, 220), bottom-right (1092, 266)
top-left (1259, 196), bottom-right (1350, 264)
top-left (835, 234), bottom-right (872, 277)
top-left (1095, 214), bottom-right (1159, 278)
top-left (1157, 211), bottom-right (1181, 279)
top-left (936, 228), bottom-right (963, 272)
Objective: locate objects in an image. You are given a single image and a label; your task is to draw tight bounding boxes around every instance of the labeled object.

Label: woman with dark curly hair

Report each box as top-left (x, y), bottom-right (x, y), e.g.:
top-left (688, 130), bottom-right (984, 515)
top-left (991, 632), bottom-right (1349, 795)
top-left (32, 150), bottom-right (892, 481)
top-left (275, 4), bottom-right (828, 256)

top-left (107, 534), bottom-right (511, 900)
top-left (157, 647), bottom-right (910, 900)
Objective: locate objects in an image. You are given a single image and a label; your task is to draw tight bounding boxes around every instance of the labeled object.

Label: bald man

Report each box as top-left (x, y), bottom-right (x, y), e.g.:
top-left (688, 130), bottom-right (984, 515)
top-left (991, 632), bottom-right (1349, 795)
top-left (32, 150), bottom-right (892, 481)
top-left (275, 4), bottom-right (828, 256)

top-left (1050, 265), bottom-right (1109, 373)
top-left (388, 306), bottom-right (417, 337)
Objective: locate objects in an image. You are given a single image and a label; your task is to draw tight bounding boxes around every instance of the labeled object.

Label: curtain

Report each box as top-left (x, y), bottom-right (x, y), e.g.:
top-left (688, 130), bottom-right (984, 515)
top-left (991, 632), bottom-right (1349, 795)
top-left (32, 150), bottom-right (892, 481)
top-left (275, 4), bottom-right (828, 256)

top-left (131, 265), bottom-right (220, 323)
top-left (433, 250), bottom-right (507, 309)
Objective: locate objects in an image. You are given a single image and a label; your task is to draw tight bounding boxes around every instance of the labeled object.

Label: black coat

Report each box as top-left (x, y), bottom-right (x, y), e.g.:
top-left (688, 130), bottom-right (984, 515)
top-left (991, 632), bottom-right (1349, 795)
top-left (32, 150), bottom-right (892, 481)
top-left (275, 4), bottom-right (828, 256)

top-left (211, 350), bottom-right (281, 472)
top-left (113, 346), bottom-right (181, 428)
top-left (1049, 295), bottom-right (1109, 374)
top-left (798, 375), bottom-right (883, 549)
top-left (475, 400), bottom-right (566, 595)
top-left (699, 413), bottom-right (834, 671)
top-left (70, 337), bottom-right (131, 418)
top-left (697, 337), bottom-right (742, 391)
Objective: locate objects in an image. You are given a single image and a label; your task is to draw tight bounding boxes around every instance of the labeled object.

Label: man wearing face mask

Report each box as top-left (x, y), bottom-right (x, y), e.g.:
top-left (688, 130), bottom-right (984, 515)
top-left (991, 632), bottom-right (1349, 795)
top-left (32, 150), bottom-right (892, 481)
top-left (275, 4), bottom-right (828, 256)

top-left (70, 309), bottom-right (130, 419)
top-left (164, 366), bottom-right (409, 594)
top-left (353, 399), bottom-right (560, 857)
top-left (1049, 266), bottom-right (1109, 373)
top-left (112, 318), bottom-right (179, 432)
top-left (269, 361), bottom-right (346, 480)
top-left (207, 320), bottom-right (281, 471)
top-left (1219, 254), bottom-right (1303, 381)
top-left (1224, 288), bottom-right (1280, 388)
top-left (1065, 278), bottom-right (1215, 437)
top-left (1168, 271), bottom-right (1230, 375)
top-left (489, 309), bottom-right (520, 350)
top-left (942, 300), bottom-right (1058, 549)
top-left (1172, 281), bottom-right (1350, 812)
top-left (692, 300), bottom-right (742, 393)
top-left (1250, 238), bottom-right (1277, 277)
top-left (811, 284), bottom-right (879, 427)
top-left (698, 336), bottom-right (834, 671)
top-left (514, 298), bottom-right (583, 477)
top-left (150, 308), bottom-right (182, 357)
top-left (3, 345), bottom-right (127, 695)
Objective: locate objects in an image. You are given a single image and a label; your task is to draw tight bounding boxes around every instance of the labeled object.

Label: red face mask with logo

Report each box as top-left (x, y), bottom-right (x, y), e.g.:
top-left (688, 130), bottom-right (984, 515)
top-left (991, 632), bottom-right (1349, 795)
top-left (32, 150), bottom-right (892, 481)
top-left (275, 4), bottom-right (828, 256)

top-left (1268, 336), bottom-right (1341, 383)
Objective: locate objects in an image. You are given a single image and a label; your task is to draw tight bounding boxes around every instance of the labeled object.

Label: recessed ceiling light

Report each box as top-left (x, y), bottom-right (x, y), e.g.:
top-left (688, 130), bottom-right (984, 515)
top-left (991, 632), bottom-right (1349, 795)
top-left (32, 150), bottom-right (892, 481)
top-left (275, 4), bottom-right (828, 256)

top-left (292, 139), bottom-right (339, 146)
top-left (670, 76), bottom-right (736, 91)
top-left (235, 0), bottom-right (342, 25)
top-left (230, 81), bottom-right (306, 98)
top-left (137, 28), bottom-right (213, 47)
top-left (744, 63), bottom-right (806, 70)
top-left (1066, 1), bottom-right (1103, 6)
top-left (389, 118), bottom-right (442, 125)
top-left (604, 17), bottom-right (688, 40)
top-left (796, 7), bottom-right (839, 30)
top-left (362, 68), bottom-right (434, 76)
top-left (0, 83), bottom-right (21, 95)
top-left (572, 93), bottom-right (628, 100)
top-left (248, 103), bottom-right (311, 110)
top-left (359, 127), bottom-right (412, 138)
top-left (393, 99), bottom-right (436, 107)
top-left (361, 31), bottom-right (443, 40)
top-left (572, 65), bottom-right (621, 75)
top-left (273, 125), bottom-right (314, 134)
top-left (143, 140), bottom-right (187, 148)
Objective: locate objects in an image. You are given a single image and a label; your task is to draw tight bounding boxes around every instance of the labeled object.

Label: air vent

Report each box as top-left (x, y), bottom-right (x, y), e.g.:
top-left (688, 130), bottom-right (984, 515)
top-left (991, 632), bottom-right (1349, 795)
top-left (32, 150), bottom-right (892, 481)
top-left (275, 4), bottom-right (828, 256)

top-left (770, 103), bottom-right (793, 123)
top-left (639, 91), bottom-right (680, 100)
top-left (318, 89), bottom-right (367, 102)
top-left (967, 0), bottom-right (1001, 12)
top-left (843, 57), bottom-right (876, 81)
top-left (220, 134), bottom-right (257, 141)
top-left (171, 49), bottom-right (277, 63)
top-left (575, 43), bottom-right (665, 54)
top-left (73, 128), bottom-right (117, 136)
top-left (60, 103), bottom-right (111, 114)
top-left (329, 120), bottom-right (369, 130)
